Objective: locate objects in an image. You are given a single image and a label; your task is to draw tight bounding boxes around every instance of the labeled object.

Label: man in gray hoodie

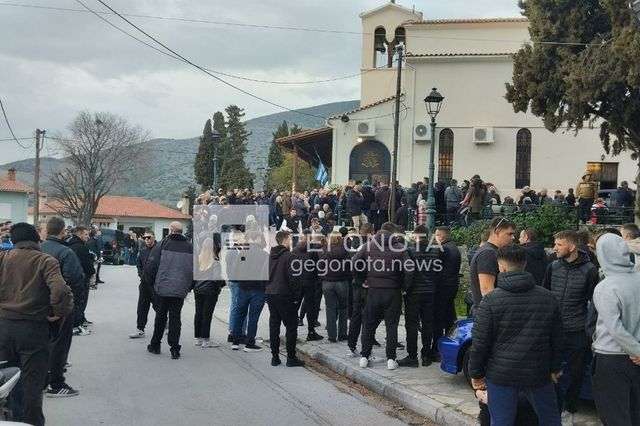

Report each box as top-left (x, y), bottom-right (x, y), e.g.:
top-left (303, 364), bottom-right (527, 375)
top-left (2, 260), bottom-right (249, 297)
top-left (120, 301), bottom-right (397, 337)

top-left (592, 233), bottom-right (640, 426)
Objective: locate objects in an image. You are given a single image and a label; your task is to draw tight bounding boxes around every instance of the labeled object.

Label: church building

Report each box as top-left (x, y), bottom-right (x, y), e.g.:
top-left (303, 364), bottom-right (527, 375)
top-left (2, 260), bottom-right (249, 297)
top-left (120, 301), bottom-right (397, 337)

top-left (278, 2), bottom-right (635, 196)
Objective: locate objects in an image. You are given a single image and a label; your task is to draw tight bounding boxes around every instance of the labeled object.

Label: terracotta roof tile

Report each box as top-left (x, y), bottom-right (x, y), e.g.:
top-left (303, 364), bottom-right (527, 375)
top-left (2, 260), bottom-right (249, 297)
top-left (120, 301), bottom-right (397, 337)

top-left (405, 17), bottom-right (528, 25)
top-left (0, 179), bottom-right (32, 193)
top-left (327, 95), bottom-right (398, 120)
top-left (405, 52), bottom-right (512, 57)
top-left (34, 195), bottom-right (190, 220)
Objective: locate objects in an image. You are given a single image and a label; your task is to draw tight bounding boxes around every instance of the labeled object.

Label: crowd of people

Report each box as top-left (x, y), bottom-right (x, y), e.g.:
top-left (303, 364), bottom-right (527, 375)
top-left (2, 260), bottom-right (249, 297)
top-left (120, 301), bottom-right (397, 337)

top-left (1, 171), bottom-right (639, 425)
top-left (467, 218), bottom-right (640, 425)
top-left (0, 219), bottom-right (108, 425)
top-left (192, 171), bottom-right (636, 238)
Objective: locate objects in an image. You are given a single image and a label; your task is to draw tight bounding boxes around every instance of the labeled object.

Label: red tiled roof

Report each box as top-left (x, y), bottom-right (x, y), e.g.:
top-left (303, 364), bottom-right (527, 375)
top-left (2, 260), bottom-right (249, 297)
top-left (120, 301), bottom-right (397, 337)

top-left (405, 52), bottom-right (512, 58)
top-left (327, 95), bottom-right (398, 120)
top-left (405, 17), bottom-right (528, 25)
top-left (0, 178), bottom-right (32, 193)
top-left (32, 195), bottom-right (190, 220)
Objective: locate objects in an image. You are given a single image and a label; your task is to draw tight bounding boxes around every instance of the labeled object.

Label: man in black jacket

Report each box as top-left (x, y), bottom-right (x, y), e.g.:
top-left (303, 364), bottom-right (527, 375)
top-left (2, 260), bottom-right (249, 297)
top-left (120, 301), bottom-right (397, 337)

top-left (87, 227), bottom-right (104, 286)
top-left (519, 227), bottom-right (549, 286)
top-left (347, 223), bottom-right (374, 356)
top-left (398, 225), bottom-right (443, 368)
top-left (470, 244), bottom-right (563, 425)
top-left (291, 230), bottom-right (323, 342)
top-left (432, 226), bottom-right (461, 361)
top-left (542, 230), bottom-right (599, 422)
top-left (374, 180), bottom-right (391, 230)
top-left (41, 217), bottom-right (85, 398)
top-left (353, 222), bottom-right (414, 370)
top-left (280, 208), bottom-right (302, 246)
top-left (266, 231), bottom-right (304, 367)
top-left (130, 229), bottom-right (157, 338)
top-left (68, 226), bottom-right (96, 336)
top-left (346, 181), bottom-right (366, 230)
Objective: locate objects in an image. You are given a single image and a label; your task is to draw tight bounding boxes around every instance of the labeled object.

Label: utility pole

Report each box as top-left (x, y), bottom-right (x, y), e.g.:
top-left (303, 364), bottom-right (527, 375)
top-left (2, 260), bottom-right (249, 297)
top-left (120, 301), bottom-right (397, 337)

top-left (33, 129), bottom-right (43, 226)
top-left (389, 43), bottom-right (404, 223)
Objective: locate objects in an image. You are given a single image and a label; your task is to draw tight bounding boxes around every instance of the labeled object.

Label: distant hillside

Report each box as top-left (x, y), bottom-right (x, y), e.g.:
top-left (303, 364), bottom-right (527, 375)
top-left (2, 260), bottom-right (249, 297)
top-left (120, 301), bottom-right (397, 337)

top-left (1, 100), bottom-right (358, 207)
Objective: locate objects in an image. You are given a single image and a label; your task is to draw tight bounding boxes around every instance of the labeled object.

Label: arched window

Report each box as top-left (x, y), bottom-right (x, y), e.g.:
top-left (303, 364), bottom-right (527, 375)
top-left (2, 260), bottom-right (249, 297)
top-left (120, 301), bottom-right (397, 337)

top-left (373, 27), bottom-right (387, 68)
top-left (515, 129), bottom-right (532, 188)
top-left (438, 128), bottom-right (454, 185)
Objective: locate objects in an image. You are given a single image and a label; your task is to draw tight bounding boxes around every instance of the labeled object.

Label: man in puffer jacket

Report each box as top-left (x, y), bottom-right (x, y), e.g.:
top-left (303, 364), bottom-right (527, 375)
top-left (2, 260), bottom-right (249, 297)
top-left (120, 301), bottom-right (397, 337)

top-left (353, 222), bottom-right (414, 370)
top-left (470, 244), bottom-right (563, 425)
top-left (144, 222), bottom-right (193, 360)
top-left (542, 230), bottom-right (598, 422)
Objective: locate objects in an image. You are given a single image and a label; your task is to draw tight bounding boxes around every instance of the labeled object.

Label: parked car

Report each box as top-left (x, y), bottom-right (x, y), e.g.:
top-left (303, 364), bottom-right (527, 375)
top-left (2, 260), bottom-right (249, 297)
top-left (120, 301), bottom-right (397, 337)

top-left (438, 318), bottom-right (593, 400)
top-left (100, 228), bottom-right (125, 265)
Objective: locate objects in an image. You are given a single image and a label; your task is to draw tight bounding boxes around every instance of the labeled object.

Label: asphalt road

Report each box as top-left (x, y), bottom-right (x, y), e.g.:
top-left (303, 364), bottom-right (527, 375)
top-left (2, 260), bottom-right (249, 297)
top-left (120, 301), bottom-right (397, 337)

top-left (43, 265), bottom-right (411, 426)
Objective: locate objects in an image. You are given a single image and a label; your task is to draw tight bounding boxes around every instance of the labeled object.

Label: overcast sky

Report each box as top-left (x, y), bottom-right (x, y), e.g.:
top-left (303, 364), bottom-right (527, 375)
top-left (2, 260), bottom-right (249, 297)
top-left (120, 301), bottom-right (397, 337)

top-left (0, 0), bottom-right (521, 163)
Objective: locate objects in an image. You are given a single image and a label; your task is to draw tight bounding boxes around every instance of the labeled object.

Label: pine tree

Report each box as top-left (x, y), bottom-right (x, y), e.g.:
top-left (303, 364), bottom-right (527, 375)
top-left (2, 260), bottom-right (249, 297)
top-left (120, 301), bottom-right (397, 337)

top-left (193, 119), bottom-right (215, 190)
top-left (217, 105), bottom-right (254, 190)
top-left (505, 0), bottom-right (640, 217)
top-left (268, 120), bottom-right (288, 169)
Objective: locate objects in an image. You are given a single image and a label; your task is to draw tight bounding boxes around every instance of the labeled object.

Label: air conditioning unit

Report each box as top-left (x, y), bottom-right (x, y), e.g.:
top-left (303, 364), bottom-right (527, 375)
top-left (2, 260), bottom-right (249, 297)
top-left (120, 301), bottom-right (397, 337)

top-left (473, 127), bottom-right (494, 144)
top-left (357, 120), bottom-right (376, 137)
top-left (414, 123), bottom-right (431, 143)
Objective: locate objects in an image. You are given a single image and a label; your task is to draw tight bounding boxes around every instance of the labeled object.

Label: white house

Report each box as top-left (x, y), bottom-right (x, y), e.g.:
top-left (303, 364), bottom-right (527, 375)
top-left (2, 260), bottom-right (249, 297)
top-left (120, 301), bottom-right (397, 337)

top-left (30, 195), bottom-right (190, 239)
top-left (279, 2), bottom-right (635, 198)
top-left (0, 168), bottom-right (32, 223)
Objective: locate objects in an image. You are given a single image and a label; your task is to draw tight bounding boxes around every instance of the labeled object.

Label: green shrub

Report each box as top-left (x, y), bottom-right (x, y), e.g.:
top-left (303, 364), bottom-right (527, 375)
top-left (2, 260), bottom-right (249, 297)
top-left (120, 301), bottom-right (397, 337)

top-left (450, 205), bottom-right (578, 248)
top-left (507, 204), bottom-right (578, 246)
top-left (450, 219), bottom-right (491, 248)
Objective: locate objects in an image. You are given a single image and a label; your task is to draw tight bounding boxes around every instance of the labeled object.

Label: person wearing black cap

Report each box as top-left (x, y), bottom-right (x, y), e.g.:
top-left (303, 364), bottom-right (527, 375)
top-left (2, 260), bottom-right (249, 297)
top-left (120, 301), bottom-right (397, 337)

top-left (0, 223), bottom-right (74, 426)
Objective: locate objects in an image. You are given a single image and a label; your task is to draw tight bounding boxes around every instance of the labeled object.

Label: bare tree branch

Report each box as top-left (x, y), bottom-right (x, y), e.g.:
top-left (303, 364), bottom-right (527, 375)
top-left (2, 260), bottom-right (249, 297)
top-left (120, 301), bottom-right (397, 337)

top-left (49, 111), bottom-right (150, 226)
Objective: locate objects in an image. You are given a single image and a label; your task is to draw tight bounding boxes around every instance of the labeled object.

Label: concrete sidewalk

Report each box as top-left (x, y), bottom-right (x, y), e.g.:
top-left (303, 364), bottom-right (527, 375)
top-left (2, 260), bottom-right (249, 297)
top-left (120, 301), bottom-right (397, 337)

top-left (211, 287), bottom-right (599, 426)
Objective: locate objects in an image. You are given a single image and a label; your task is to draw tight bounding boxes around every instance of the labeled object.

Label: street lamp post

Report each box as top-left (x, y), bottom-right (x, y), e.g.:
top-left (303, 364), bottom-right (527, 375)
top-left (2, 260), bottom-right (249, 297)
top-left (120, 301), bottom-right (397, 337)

top-left (212, 129), bottom-right (220, 192)
top-left (424, 88), bottom-right (444, 234)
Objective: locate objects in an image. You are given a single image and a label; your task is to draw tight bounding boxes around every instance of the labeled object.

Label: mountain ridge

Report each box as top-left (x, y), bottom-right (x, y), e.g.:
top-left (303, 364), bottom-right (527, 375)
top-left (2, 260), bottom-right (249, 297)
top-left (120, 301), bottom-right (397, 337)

top-left (1, 100), bottom-right (358, 206)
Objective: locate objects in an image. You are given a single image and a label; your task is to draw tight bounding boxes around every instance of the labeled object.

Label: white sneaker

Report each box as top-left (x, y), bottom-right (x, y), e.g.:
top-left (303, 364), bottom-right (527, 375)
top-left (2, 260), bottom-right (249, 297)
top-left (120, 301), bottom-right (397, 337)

top-left (73, 326), bottom-right (92, 336)
top-left (387, 359), bottom-right (399, 370)
top-left (195, 339), bottom-right (203, 346)
top-left (202, 340), bottom-right (220, 348)
top-left (129, 330), bottom-right (144, 339)
top-left (359, 357), bottom-right (369, 368)
top-left (561, 411), bottom-right (574, 426)
top-left (231, 343), bottom-right (240, 350)
top-left (347, 348), bottom-right (358, 357)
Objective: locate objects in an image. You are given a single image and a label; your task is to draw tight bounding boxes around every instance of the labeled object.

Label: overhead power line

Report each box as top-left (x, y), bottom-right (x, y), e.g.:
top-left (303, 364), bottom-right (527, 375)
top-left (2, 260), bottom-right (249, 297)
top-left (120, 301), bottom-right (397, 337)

top-left (75, 0), bottom-right (386, 86)
top-left (0, 2), bottom-right (606, 47)
top-left (74, 0), bottom-right (402, 122)
top-left (88, 0), bottom-right (326, 120)
top-left (0, 96), bottom-right (31, 149)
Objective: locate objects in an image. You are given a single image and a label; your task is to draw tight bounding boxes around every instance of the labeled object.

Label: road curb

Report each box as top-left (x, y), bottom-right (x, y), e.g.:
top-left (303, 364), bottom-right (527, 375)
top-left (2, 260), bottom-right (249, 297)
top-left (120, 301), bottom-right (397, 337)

top-left (299, 343), bottom-right (476, 426)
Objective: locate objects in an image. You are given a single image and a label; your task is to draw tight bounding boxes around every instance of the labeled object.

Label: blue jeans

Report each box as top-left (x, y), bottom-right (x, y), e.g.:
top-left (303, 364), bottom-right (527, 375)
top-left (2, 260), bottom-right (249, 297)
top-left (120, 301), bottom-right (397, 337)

top-left (228, 281), bottom-right (247, 336)
top-left (233, 286), bottom-right (266, 345)
top-left (486, 379), bottom-right (560, 426)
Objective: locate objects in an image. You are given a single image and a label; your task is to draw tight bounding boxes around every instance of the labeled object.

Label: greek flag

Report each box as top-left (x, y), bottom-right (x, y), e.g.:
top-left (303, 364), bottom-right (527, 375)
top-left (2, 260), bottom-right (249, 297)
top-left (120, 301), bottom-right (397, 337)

top-left (315, 159), bottom-right (329, 186)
